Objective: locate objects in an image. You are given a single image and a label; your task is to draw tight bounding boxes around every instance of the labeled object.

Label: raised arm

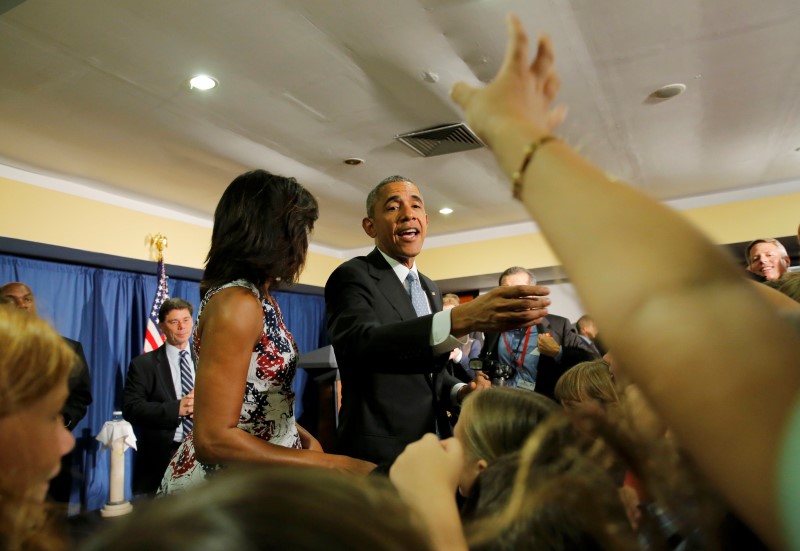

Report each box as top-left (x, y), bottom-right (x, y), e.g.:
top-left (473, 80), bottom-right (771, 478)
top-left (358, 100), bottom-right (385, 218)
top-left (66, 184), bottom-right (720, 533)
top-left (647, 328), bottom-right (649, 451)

top-left (451, 15), bottom-right (800, 549)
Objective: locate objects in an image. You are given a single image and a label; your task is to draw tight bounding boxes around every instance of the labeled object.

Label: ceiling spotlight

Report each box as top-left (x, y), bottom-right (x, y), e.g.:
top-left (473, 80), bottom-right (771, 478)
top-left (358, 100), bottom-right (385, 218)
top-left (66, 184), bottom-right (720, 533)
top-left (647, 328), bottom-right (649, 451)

top-left (421, 71), bottom-right (439, 83)
top-left (651, 83), bottom-right (686, 99)
top-left (439, 207), bottom-right (453, 215)
top-left (343, 158), bottom-right (364, 165)
top-left (189, 75), bottom-right (218, 90)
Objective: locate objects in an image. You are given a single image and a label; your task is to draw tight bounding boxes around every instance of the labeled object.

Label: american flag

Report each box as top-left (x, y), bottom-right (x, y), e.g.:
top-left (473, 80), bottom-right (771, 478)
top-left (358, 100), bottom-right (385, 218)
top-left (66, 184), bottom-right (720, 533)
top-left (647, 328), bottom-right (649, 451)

top-left (143, 258), bottom-right (169, 352)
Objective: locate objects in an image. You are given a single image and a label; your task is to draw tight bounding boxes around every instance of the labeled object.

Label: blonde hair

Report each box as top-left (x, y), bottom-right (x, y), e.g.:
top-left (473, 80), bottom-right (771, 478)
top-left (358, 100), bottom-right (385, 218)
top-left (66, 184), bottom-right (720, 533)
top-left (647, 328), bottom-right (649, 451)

top-left (442, 293), bottom-right (460, 308)
top-left (466, 413), bottom-right (638, 551)
top-left (0, 307), bottom-right (74, 551)
top-left (459, 387), bottom-right (557, 463)
top-left (0, 307), bottom-right (75, 417)
top-left (555, 360), bottom-right (620, 409)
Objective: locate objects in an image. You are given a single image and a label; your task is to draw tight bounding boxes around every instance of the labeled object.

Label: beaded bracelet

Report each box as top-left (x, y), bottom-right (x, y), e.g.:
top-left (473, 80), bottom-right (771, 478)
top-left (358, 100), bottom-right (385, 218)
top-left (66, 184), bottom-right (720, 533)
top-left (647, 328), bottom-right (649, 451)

top-left (511, 135), bottom-right (557, 200)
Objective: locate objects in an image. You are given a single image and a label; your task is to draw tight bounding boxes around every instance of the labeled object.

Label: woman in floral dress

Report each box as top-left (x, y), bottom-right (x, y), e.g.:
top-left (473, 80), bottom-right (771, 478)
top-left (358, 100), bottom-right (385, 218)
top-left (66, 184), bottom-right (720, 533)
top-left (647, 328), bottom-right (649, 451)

top-left (160, 170), bottom-right (374, 494)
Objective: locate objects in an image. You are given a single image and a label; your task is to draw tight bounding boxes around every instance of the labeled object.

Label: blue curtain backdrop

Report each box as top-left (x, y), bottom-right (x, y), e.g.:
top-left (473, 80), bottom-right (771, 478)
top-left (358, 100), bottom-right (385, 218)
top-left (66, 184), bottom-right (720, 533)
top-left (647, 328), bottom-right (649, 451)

top-left (0, 253), bottom-right (327, 511)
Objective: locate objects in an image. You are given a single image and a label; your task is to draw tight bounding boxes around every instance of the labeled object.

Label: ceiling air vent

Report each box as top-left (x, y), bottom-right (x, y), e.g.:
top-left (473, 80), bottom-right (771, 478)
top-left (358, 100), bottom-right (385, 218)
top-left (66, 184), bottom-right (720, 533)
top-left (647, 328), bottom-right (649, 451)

top-left (394, 122), bottom-right (484, 157)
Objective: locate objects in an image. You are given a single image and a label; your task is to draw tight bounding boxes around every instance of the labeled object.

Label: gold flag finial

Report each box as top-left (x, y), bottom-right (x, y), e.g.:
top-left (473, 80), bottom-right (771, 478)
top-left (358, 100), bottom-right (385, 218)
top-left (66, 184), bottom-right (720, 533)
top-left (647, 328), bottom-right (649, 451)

top-left (148, 233), bottom-right (169, 260)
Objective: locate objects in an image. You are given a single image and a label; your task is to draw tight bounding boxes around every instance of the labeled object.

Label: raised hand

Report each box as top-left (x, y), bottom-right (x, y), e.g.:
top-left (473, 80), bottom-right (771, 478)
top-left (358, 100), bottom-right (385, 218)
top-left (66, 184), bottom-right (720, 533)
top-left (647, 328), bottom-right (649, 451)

top-left (390, 435), bottom-right (468, 551)
top-left (449, 284), bottom-right (550, 336)
top-left (451, 15), bottom-right (566, 176)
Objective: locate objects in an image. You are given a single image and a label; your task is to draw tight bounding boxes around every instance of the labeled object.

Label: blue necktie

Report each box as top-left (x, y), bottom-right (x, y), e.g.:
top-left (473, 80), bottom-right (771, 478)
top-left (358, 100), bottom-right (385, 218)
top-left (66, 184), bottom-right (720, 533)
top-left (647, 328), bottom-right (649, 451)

top-left (179, 350), bottom-right (193, 434)
top-left (405, 271), bottom-right (429, 317)
top-left (405, 271), bottom-right (440, 435)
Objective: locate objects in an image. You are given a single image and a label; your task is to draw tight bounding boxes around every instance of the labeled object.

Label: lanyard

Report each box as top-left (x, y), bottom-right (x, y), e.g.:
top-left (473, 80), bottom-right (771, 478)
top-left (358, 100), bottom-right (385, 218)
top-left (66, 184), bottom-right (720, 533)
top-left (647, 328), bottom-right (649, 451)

top-left (502, 327), bottom-right (532, 367)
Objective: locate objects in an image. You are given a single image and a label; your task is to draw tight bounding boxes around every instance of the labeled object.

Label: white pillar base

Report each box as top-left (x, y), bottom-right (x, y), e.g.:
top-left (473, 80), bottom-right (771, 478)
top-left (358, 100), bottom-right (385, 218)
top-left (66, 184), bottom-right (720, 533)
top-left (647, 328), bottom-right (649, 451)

top-left (100, 501), bottom-right (133, 518)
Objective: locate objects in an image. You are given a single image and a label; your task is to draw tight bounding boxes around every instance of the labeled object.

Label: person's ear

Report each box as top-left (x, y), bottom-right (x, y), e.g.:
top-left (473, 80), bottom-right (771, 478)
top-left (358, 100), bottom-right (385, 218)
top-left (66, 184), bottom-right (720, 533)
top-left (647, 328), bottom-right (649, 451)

top-left (362, 217), bottom-right (377, 238)
top-left (476, 458), bottom-right (488, 473)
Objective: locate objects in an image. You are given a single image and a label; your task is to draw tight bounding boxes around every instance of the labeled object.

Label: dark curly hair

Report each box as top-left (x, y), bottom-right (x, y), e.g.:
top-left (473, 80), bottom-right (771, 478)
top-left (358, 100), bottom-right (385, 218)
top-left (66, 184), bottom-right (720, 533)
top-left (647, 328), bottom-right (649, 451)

top-left (201, 170), bottom-right (319, 295)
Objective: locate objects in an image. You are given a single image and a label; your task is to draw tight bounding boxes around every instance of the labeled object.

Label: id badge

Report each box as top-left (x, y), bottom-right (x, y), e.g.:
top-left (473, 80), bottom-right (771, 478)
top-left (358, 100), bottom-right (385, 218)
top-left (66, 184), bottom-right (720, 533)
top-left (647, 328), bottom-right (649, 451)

top-left (518, 380), bottom-right (536, 392)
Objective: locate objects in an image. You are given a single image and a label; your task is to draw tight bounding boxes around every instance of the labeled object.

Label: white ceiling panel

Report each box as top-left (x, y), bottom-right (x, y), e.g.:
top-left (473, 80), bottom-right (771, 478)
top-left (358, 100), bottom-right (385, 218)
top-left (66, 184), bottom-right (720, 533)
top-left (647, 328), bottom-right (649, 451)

top-left (1, 0), bottom-right (799, 250)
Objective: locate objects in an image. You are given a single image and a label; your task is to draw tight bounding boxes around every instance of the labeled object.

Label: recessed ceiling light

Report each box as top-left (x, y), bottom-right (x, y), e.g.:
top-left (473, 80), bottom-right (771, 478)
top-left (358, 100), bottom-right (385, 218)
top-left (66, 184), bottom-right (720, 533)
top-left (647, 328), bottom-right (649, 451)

top-left (189, 75), bottom-right (218, 90)
top-left (651, 83), bottom-right (686, 99)
top-left (439, 207), bottom-right (453, 215)
top-left (343, 158), bottom-right (364, 165)
top-left (421, 71), bottom-right (439, 83)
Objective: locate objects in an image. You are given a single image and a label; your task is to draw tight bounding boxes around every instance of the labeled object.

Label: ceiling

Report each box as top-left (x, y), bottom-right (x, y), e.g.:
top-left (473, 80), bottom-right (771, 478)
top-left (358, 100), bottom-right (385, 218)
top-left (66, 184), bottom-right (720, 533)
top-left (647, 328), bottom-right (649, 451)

top-left (2, 0), bottom-right (800, 253)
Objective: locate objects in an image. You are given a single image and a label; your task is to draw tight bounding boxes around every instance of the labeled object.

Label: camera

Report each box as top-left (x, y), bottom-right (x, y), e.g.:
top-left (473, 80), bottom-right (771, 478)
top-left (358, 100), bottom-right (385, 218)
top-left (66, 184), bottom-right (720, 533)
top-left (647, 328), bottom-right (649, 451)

top-left (469, 358), bottom-right (515, 386)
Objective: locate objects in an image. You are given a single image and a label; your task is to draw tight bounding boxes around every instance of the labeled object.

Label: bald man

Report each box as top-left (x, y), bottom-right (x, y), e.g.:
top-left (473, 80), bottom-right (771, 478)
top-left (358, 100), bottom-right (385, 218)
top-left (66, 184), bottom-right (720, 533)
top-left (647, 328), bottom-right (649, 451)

top-left (1, 281), bottom-right (93, 502)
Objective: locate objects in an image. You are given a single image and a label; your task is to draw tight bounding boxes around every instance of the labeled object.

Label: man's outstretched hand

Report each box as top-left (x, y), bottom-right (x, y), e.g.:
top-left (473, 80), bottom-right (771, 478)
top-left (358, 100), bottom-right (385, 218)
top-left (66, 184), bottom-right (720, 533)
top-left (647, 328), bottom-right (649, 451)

top-left (449, 284), bottom-right (550, 337)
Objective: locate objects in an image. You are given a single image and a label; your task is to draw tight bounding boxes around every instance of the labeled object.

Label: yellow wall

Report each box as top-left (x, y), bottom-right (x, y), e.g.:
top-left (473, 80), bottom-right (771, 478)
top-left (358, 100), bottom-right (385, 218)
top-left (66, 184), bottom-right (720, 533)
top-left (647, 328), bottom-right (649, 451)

top-left (1, 177), bottom-right (211, 267)
top-left (419, 194), bottom-right (800, 280)
top-left (2, 177), bottom-right (798, 286)
top-left (679, 192), bottom-right (800, 244)
top-left (0, 177), bottom-right (339, 287)
top-left (418, 232), bottom-right (559, 281)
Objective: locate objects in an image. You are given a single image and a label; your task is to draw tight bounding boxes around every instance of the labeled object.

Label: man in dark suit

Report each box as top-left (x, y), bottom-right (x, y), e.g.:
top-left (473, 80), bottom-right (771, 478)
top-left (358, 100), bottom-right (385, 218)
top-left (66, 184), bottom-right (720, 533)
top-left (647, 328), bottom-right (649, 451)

top-left (122, 298), bottom-right (195, 495)
top-left (575, 314), bottom-right (607, 357)
top-left (1, 281), bottom-right (93, 503)
top-left (325, 176), bottom-right (551, 465)
top-left (477, 267), bottom-right (598, 399)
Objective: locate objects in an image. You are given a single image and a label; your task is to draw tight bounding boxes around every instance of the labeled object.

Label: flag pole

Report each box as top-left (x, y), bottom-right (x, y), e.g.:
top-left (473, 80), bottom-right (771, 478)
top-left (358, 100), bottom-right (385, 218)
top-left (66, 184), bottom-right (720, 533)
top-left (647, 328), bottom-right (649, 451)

top-left (143, 234), bottom-right (170, 353)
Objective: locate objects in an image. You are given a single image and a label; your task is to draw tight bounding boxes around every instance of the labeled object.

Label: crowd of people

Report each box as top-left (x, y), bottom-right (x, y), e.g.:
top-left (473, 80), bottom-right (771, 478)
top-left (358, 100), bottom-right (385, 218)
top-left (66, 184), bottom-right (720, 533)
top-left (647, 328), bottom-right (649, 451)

top-left (2, 13), bottom-right (800, 551)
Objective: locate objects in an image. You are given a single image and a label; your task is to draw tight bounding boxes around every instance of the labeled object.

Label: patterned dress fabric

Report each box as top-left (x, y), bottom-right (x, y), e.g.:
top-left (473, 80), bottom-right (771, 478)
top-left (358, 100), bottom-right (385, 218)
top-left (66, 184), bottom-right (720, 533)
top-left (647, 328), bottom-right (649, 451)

top-left (159, 279), bottom-right (301, 494)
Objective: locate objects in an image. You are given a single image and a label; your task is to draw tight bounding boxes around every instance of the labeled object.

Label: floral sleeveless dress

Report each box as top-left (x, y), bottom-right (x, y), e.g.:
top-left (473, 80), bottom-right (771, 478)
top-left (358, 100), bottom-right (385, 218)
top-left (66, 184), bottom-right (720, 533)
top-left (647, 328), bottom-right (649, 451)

top-left (159, 280), bottom-right (302, 494)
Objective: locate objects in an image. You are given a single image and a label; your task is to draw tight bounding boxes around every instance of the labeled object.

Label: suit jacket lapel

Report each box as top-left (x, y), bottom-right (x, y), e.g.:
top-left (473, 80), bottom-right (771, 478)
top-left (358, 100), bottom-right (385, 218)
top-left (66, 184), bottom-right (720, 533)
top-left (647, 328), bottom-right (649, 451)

top-left (367, 248), bottom-right (419, 321)
top-left (155, 345), bottom-right (178, 399)
top-left (367, 249), bottom-right (436, 388)
top-left (538, 316), bottom-right (551, 336)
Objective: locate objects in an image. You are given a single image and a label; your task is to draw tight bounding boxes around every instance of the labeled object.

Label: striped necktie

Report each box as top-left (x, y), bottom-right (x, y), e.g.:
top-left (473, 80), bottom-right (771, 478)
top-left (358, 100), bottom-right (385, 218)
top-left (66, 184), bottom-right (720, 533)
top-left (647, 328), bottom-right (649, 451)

top-left (179, 350), bottom-right (193, 434)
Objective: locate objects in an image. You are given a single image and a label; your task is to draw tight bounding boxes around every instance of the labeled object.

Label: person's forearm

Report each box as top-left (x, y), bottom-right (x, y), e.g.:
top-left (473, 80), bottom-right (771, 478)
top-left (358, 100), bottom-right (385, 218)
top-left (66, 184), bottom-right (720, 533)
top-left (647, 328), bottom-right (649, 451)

top-left (194, 424), bottom-right (342, 469)
top-left (296, 422), bottom-right (323, 451)
top-left (492, 124), bottom-right (799, 547)
top-left (390, 435), bottom-right (468, 551)
top-left (417, 491), bottom-right (468, 551)
top-left (450, 17), bottom-right (799, 546)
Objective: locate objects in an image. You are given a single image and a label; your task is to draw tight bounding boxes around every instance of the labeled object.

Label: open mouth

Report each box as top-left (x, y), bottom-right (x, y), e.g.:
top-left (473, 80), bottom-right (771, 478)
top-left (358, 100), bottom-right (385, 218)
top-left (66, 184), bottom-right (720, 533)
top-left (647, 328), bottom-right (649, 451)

top-left (397, 228), bottom-right (419, 241)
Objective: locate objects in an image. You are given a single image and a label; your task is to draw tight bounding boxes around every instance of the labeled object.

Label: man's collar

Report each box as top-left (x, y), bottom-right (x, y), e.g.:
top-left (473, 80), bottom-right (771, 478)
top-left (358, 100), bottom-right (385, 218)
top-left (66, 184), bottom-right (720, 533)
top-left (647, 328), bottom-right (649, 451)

top-left (164, 341), bottom-right (189, 354)
top-left (376, 248), bottom-right (418, 283)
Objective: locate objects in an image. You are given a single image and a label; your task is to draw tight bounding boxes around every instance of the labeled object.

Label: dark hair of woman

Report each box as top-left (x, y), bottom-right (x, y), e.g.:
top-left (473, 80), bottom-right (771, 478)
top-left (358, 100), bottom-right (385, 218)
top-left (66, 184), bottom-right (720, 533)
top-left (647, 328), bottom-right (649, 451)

top-left (78, 466), bottom-right (433, 551)
top-left (201, 170), bottom-right (319, 295)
